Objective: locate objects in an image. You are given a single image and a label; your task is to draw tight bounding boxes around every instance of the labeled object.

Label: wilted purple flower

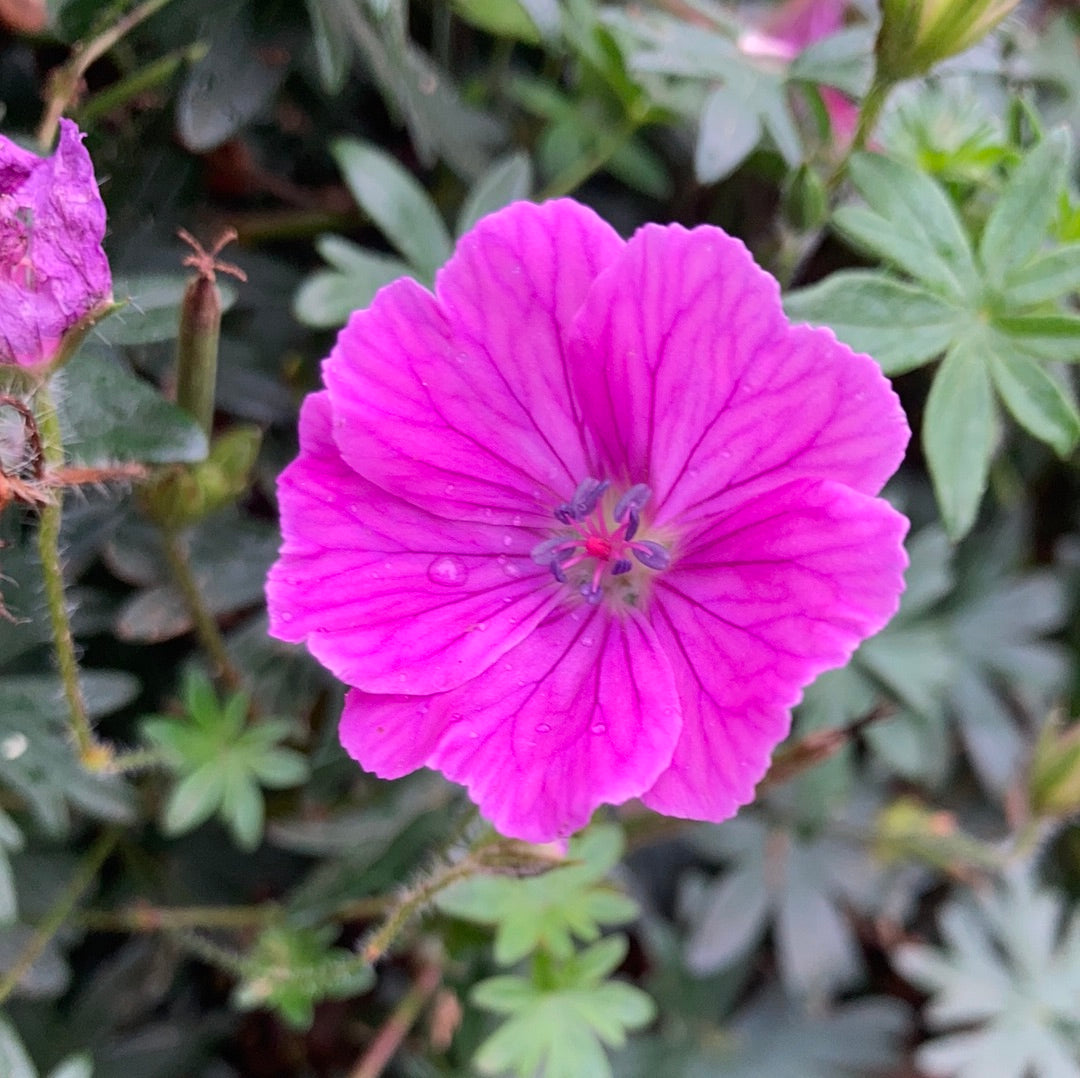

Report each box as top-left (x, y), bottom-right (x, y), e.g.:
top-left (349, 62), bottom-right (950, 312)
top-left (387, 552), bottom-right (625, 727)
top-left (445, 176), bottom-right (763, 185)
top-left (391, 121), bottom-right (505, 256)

top-left (0, 119), bottom-right (111, 371)
top-left (267, 199), bottom-right (909, 842)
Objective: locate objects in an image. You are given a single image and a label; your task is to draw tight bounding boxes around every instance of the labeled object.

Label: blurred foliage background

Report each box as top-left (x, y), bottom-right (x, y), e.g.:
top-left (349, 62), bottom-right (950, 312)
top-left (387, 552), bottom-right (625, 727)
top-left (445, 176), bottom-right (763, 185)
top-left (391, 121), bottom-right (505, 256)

top-left (1, 0), bottom-right (1080, 1076)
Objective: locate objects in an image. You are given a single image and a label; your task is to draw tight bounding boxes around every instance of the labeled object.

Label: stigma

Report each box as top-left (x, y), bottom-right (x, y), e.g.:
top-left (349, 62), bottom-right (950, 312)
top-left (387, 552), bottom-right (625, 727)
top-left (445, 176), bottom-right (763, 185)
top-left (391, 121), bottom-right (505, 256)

top-left (530, 477), bottom-right (672, 604)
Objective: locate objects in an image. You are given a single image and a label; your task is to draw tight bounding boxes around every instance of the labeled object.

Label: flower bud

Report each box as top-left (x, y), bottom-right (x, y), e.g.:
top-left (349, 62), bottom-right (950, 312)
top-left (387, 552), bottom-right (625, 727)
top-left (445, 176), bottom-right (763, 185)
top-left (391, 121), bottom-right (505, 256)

top-left (876, 0), bottom-right (1020, 82)
top-left (1029, 715), bottom-right (1080, 819)
top-left (0, 120), bottom-right (112, 374)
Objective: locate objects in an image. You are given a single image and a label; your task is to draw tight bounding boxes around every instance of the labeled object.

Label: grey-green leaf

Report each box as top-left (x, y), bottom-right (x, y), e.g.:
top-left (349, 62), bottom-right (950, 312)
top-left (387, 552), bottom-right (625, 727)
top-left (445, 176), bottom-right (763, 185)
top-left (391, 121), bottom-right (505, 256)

top-left (457, 152), bottom-right (534, 235)
top-left (988, 347), bottom-right (1080, 456)
top-left (979, 129), bottom-right (1071, 286)
top-left (1001, 243), bottom-right (1080, 308)
top-left (59, 347), bottom-right (209, 465)
top-left (331, 137), bottom-right (453, 275)
top-left (844, 152), bottom-right (979, 301)
top-left (784, 271), bottom-right (962, 374)
top-left (695, 85), bottom-right (762, 184)
top-left (923, 336), bottom-right (998, 540)
top-left (293, 239), bottom-right (412, 328)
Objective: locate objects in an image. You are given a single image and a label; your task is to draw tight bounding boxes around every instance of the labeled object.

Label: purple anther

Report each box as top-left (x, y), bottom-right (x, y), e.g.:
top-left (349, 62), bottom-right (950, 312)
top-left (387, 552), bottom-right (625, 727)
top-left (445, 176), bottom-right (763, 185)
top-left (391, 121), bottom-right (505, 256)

top-left (531, 536), bottom-right (571, 566)
top-left (550, 561), bottom-right (567, 584)
top-left (631, 540), bottom-right (671, 571)
top-left (554, 505), bottom-right (574, 524)
top-left (611, 558), bottom-right (633, 576)
top-left (624, 508), bottom-right (640, 541)
top-left (569, 477), bottom-right (609, 521)
top-left (614, 483), bottom-right (651, 523)
top-left (579, 581), bottom-right (603, 604)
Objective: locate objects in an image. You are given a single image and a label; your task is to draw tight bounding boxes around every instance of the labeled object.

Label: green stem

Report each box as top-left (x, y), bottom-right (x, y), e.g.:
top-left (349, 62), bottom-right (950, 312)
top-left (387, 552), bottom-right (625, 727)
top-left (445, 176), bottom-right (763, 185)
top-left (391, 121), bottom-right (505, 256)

top-left (159, 527), bottom-right (242, 690)
top-left (826, 77), bottom-right (894, 192)
top-left (0, 829), bottom-right (119, 1004)
top-left (538, 113), bottom-right (643, 200)
top-left (33, 382), bottom-right (100, 764)
top-left (37, 0), bottom-right (177, 148)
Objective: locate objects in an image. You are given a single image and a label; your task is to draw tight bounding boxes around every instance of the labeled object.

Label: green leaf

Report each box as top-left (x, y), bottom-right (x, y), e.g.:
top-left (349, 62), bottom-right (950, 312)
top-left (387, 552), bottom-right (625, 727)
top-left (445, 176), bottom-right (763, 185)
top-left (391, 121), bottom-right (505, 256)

top-left (220, 770), bottom-right (264, 851)
top-left (58, 347), bottom-right (208, 465)
top-left (45, 1057), bottom-right (93, 1078)
top-left (788, 26), bottom-right (875, 97)
top-left (0, 808), bottom-right (24, 926)
top-left (293, 237), bottom-right (412, 329)
top-left (472, 940), bottom-right (655, 1078)
top-left (783, 271), bottom-right (963, 374)
top-left (457, 152), bottom-right (534, 235)
top-left (840, 153), bottom-right (979, 301)
top-left (453, 0), bottom-right (543, 43)
top-left (304, 0), bottom-right (353, 95)
top-left (331, 137), bottom-right (453, 276)
top-left (923, 336), bottom-right (998, 540)
top-left (0, 673), bottom-right (137, 835)
top-left (988, 347), bottom-right (1080, 456)
top-left (979, 129), bottom-right (1072, 285)
top-left (1000, 243), bottom-right (1080, 307)
top-left (0, 1015), bottom-right (37, 1078)
top-left (162, 764), bottom-right (226, 835)
top-left (99, 274), bottom-right (237, 347)
top-left (437, 824), bottom-right (635, 965)
top-left (993, 313), bottom-right (1080, 361)
top-left (694, 84), bottom-right (762, 184)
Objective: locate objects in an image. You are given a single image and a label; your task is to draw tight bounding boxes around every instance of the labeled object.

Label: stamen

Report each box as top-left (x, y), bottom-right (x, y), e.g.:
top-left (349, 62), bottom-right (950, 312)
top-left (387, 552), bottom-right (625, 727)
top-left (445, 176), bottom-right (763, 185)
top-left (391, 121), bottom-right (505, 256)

top-left (614, 483), bottom-right (651, 522)
top-left (611, 558), bottom-right (633, 576)
top-left (531, 536), bottom-right (574, 566)
top-left (631, 540), bottom-right (671, 570)
top-left (570, 477), bottom-right (609, 520)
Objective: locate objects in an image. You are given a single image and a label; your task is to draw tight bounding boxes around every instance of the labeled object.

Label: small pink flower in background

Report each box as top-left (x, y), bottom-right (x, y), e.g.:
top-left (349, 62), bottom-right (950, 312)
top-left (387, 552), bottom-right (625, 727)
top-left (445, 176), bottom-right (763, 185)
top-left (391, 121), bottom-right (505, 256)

top-left (267, 199), bottom-right (909, 843)
top-left (741, 0), bottom-right (860, 145)
top-left (0, 119), bottom-right (112, 371)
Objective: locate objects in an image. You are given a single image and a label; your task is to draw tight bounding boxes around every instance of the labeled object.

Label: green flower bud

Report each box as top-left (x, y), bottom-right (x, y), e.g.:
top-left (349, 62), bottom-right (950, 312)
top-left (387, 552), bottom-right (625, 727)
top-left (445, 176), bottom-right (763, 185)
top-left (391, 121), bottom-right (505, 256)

top-left (876, 0), bottom-right (1020, 82)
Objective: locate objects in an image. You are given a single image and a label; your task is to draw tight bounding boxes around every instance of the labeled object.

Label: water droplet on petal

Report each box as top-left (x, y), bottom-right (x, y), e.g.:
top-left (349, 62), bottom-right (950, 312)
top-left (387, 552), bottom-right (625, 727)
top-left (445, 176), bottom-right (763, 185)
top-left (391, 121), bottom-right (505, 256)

top-left (280, 611), bottom-right (294, 622)
top-left (445, 483), bottom-right (456, 494)
top-left (502, 535), bottom-right (513, 547)
top-left (512, 515), bottom-right (522, 526)
top-left (535, 723), bottom-right (551, 734)
top-left (581, 637), bottom-right (594, 647)
top-left (427, 555), bottom-right (468, 587)
top-left (591, 723), bottom-right (607, 735)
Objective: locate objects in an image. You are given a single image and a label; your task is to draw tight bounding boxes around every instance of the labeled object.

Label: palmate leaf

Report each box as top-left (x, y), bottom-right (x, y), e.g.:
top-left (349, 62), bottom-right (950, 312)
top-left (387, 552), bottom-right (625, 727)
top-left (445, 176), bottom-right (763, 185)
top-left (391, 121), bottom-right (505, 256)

top-left (786, 135), bottom-right (1080, 539)
top-left (437, 824), bottom-right (638, 964)
top-left (896, 870), bottom-right (1080, 1078)
top-left (614, 990), bottom-right (907, 1078)
top-left (472, 936), bottom-right (655, 1078)
top-left (682, 806), bottom-right (887, 994)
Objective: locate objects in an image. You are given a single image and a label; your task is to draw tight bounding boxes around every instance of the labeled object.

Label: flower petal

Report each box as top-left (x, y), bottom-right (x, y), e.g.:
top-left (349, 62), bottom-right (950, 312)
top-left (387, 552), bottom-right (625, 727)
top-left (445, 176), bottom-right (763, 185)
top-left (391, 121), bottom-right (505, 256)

top-left (267, 393), bottom-right (560, 695)
top-left (642, 478), bottom-right (909, 821)
top-left (323, 199), bottom-right (624, 526)
top-left (571, 224), bottom-right (909, 533)
top-left (340, 605), bottom-right (682, 842)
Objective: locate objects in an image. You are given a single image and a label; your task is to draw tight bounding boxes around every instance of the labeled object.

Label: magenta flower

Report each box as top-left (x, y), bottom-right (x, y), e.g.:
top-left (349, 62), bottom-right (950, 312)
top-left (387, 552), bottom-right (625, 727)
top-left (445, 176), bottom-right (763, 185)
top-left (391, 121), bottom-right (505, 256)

top-left (267, 199), bottom-right (909, 842)
top-left (0, 119), bottom-right (112, 371)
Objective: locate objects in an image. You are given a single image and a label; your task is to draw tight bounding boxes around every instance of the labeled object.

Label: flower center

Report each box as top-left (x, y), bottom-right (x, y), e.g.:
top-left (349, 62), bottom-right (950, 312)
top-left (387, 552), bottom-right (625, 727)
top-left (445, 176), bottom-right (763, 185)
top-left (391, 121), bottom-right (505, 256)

top-left (530, 477), bottom-right (672, 605)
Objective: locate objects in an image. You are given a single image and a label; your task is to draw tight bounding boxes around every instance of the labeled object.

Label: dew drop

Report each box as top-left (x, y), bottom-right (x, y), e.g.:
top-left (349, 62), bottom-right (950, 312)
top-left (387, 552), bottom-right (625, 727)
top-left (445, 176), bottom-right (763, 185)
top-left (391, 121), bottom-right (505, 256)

top-left (445, 483), bottom-right (456, 494)
top-left (427, 555), bottom-right (468, 587)
top-left (512, 515), bottom-right (522, 526)
top-left (535, 723), bottom-right (551, 734)
top-left (502, 535), bottom-right (513, 547)
top-left (580, 637), bottom-right (594, 647)
top-left (591, 723), bottom-right (607, 735)
top-left (280, 611), bottom-right (294, 622)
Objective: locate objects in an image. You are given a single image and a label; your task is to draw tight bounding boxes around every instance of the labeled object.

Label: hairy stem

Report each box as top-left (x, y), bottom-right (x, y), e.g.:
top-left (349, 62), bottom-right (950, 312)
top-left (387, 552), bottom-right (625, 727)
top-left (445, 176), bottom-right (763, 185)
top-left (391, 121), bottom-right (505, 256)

top-left (33, 382), bottom-right (100, 764)
top-left (0, 829), bottom-right (119, 1004)
top-left (159, 527), bottom-right (242, 690)
top-left (827, 77), bottom-right (894, 192)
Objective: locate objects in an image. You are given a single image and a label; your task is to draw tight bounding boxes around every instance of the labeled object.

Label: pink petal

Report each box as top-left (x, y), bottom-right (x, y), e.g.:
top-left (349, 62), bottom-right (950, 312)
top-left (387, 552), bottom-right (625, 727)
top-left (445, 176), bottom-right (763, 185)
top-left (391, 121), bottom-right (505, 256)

top-left (0, 120), bottom-right (111, 369)
top-left (642, 478), bottom-right (909, 821)
top-left (570, 224), bottom-right (909, 534)
top-left (323, 199), bottom-right (624, 527)
top-left (340, 604), bottom-right (682, 842)
top-left (267, 393), bottom-right (561, 695)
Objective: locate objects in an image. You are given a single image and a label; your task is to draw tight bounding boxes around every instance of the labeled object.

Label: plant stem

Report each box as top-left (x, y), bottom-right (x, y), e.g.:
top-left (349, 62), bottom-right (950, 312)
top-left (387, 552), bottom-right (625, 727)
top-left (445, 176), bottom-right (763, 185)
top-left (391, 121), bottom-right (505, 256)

top-left (33, 382), bottom-right (100, 764)
top-left (826, 76), bottom-right (894, 192)
top-left (37, 0), bottom-right (177, 148)
top-left (538, 113), bottom-right (644, 200)
top-left (349, 960), bottom-right (442, 1078)
top-left (159, 527), bottom-right (242, 690)
top-left (0, 829), bottom-right (119, 1004)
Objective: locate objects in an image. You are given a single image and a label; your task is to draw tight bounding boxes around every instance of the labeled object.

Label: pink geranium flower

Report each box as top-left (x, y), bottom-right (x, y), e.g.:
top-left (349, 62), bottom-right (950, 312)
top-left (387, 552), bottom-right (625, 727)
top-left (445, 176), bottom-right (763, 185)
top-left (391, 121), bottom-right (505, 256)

top-left (0, 119), bottom-right (112, 371)
top-left (267, 199), bottom-right (909, 842)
